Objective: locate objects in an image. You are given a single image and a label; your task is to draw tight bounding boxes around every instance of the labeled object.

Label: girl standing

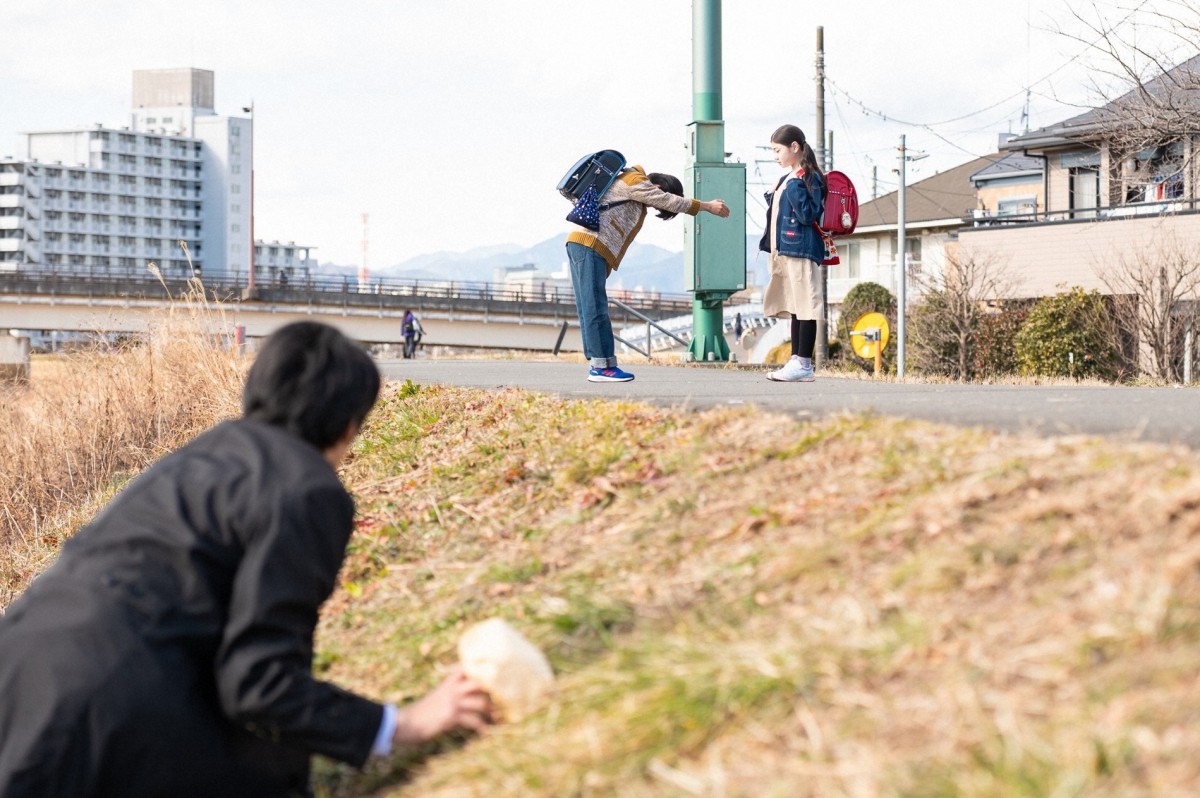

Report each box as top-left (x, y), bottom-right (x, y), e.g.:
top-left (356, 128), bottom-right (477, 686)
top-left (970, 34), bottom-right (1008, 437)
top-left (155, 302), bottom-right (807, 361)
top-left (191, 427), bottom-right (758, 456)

top-left (759, 125), bottom-right (826, 382)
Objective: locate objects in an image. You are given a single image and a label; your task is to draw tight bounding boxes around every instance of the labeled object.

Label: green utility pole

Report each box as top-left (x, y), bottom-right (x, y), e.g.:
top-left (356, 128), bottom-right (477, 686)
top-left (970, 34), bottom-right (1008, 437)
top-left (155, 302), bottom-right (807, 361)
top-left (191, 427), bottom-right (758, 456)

top-left (684, 0), bottom-right (746, 362)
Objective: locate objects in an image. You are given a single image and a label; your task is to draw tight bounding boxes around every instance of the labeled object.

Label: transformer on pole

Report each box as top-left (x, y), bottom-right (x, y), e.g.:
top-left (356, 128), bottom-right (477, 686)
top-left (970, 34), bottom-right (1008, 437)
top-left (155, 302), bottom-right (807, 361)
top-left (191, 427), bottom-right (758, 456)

top-left (684, 0), bottom-right (746, 362)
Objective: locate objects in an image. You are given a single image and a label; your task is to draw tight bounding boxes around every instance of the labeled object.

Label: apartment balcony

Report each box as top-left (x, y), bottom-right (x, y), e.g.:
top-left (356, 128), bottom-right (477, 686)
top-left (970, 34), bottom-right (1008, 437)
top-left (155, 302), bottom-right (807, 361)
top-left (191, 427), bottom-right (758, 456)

top-left (0, 218), bottom-right (40, 239)
top-left (0, 240), bottom-right (21, 253)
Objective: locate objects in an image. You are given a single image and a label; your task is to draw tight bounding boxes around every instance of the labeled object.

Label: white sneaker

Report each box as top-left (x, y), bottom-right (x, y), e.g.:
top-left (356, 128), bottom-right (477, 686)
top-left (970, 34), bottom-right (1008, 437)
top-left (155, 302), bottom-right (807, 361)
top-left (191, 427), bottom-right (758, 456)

top-left (766, 355), bottom-right (815, 382)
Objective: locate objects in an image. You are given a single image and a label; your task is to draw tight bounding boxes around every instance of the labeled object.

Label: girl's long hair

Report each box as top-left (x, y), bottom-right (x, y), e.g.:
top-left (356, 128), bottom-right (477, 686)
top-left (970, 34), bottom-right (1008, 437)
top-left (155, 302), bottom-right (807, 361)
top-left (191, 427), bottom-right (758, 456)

top-left (771, 124), bottom-right (823, 188)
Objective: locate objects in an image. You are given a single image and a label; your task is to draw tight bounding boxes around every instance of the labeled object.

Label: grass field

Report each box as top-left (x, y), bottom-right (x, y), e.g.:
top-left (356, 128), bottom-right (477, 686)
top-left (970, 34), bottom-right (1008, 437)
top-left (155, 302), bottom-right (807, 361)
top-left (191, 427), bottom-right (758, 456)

top-left (3, 343), bottom-right (1198, 797)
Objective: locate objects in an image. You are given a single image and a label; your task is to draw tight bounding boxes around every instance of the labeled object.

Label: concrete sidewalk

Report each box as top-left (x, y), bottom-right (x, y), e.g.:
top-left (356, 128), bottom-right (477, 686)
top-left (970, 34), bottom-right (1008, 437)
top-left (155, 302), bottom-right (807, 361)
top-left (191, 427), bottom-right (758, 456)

top-left (379, 358), bottom-right (1200, 449)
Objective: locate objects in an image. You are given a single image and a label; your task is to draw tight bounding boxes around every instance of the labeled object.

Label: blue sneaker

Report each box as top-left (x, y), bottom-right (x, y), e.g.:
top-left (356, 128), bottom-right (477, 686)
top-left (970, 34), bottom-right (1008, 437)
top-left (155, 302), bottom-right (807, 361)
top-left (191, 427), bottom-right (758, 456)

top-left (588, 366), bottom-right (635, 383)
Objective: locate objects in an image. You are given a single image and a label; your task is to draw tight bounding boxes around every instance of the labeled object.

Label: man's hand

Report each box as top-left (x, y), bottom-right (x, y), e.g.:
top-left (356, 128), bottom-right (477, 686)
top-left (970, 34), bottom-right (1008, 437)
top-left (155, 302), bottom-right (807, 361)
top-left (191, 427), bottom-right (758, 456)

top-left (392, 667), bottom-right (493, 748)
top-left (703, 199), bottom-right (731, 218)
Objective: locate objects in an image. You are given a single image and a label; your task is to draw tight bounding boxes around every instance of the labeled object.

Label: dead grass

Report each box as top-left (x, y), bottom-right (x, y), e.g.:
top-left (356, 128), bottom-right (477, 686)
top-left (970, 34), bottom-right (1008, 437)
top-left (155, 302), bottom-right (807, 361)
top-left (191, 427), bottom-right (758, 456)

top-left (0, 282), bottom-right (243, 606)
top-left (3, 330), bottom-right (1199, 796)
top-left (311, 384), bottom-right (1200, 798)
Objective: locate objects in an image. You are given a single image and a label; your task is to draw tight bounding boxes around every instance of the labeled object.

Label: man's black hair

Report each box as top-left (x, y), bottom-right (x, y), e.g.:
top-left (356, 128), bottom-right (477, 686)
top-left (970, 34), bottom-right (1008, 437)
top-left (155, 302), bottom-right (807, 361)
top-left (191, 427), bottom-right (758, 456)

top-left (242, 321), bottom-right (381, 450)
top-left (648, 172), bottom-right (684, 220)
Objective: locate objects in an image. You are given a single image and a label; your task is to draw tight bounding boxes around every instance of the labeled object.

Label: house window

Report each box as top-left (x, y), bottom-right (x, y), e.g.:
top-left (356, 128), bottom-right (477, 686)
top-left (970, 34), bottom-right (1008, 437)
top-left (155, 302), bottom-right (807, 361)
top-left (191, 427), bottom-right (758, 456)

top-left (1117, 142), bottom-right (1185, 204)
top-left (1069, 167), bottom-right (1100, 219)
top-left (828, 241), bottom-right (860, 280)
top-left (997, 197), bottom-right (1037, 216)
top-left (904, 236), bottom-right (922, 275)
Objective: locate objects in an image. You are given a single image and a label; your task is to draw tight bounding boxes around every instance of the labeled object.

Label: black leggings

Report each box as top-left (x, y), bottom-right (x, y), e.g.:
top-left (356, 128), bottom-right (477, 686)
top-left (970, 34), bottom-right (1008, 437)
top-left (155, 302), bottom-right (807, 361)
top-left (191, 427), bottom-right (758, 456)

top-left (791, 316), bottom-right (816, 358)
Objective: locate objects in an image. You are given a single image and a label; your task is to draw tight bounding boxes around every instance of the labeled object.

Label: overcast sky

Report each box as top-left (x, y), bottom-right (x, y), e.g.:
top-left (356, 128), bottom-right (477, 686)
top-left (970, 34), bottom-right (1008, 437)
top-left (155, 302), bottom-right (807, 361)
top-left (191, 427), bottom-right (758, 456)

top-left (3, 0), bottom-right (1190, 268)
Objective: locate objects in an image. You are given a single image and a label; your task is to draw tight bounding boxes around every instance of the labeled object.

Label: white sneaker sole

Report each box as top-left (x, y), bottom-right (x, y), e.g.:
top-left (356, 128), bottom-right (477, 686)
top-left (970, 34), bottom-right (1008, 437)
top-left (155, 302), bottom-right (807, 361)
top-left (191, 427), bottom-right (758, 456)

top-left (766, 372), bottom-right (815, 382)
top-left (588, 375), bottom-right (634, 383)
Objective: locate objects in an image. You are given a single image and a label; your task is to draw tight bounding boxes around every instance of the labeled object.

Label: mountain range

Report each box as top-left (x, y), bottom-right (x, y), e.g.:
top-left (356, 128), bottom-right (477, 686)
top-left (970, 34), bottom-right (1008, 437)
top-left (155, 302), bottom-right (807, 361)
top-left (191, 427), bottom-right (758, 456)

top-left (311, 235), bottom-right (768, 295)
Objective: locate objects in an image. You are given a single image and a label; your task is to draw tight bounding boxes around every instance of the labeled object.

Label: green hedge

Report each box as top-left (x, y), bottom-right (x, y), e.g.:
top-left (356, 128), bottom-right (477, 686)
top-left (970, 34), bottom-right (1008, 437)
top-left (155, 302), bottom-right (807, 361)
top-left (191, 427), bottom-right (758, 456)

top-left (1013, 287), bottom-right (1121, 381)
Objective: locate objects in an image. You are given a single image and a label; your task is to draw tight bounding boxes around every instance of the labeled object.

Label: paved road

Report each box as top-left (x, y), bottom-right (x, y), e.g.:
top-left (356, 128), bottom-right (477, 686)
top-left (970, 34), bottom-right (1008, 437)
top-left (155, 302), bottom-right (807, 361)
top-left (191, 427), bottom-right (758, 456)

top-left (379, 359), bottom-right (1200, 449)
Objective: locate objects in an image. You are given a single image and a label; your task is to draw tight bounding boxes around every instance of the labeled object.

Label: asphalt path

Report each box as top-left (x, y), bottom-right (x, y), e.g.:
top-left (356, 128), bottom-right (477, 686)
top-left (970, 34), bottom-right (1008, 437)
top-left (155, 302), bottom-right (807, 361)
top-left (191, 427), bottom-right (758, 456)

top-left (379, 359), bottom-right (1200, 450)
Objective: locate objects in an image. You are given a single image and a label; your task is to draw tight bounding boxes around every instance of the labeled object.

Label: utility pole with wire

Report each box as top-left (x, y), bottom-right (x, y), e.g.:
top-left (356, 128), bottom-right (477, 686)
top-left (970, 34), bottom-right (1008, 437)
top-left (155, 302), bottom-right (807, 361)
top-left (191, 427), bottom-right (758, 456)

top-left (814, 26), bottom-right (829, 364)
top-left (895, 134), bottom-right (927, 378)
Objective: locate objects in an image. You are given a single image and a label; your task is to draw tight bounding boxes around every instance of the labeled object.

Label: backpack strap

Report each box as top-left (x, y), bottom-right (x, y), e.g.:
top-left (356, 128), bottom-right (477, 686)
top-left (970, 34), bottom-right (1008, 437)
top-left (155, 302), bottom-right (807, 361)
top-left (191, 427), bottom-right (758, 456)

top-left (599, 199), bottom-right (630, 211)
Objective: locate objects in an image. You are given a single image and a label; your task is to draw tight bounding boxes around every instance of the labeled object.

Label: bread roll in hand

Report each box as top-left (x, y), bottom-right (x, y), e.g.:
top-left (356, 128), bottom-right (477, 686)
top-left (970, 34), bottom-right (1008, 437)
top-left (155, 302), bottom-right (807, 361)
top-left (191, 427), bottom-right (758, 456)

top-left (457, 618), bottom-right (554, 722)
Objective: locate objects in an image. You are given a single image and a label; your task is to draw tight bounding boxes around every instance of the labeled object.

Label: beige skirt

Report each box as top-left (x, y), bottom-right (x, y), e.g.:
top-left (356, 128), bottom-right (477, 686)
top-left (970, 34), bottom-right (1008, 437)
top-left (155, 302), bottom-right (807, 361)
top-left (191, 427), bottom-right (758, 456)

top-left (762, 252), bottom-right (822, 319)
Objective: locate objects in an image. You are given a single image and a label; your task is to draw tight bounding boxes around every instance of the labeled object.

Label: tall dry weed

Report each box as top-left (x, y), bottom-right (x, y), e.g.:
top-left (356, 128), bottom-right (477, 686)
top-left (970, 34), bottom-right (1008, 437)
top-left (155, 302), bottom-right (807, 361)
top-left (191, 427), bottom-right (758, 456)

top-left (0, 280), bottom-right (244, 607)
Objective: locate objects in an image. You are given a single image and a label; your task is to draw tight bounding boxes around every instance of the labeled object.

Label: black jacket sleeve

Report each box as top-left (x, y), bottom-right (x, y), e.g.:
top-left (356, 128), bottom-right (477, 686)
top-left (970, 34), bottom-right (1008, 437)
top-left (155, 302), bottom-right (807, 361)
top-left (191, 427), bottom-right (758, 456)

top-left (215, 479), bottom-right (383, 767)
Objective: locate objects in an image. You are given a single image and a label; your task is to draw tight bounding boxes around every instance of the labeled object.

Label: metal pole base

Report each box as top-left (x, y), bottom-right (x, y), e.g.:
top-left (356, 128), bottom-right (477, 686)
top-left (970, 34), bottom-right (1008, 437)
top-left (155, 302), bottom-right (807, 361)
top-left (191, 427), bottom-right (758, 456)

top-left (687, 297), bottom-right (730, 362)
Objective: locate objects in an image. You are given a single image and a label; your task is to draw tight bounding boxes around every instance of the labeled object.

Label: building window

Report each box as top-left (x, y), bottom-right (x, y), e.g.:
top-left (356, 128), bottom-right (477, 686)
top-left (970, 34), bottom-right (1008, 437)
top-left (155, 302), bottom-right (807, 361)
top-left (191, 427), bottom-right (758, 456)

top-left (834, 240), bottom-right (860, 280)
top-left (997, 197), bottom-right (1037, 216)
top-left (905, 236), bottom-right (922, 275)
top-left (1069, 167), bottom-right (1100, 219)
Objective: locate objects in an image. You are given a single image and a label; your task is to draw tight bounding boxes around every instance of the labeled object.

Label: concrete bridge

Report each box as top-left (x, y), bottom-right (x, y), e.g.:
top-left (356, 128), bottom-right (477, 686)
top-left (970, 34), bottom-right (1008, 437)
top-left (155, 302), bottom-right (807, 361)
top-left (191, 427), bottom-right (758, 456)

top-left (0, 268), bottom-right (696, 352)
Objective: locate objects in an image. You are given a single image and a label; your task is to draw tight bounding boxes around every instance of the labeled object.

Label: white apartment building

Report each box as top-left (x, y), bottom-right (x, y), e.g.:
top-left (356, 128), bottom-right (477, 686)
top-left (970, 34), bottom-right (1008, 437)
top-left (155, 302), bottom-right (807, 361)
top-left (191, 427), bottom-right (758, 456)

top-left (0, 68), bottom-right (314, 281)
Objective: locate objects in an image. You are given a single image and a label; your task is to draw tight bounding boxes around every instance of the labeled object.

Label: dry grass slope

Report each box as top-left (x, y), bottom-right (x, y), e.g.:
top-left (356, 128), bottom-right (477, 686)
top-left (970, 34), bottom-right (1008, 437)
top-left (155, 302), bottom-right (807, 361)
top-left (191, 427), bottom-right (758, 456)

top-left (3, 327), bottom-right (1198, 797)
top-left (312, 382), bottom-right (1200, 798)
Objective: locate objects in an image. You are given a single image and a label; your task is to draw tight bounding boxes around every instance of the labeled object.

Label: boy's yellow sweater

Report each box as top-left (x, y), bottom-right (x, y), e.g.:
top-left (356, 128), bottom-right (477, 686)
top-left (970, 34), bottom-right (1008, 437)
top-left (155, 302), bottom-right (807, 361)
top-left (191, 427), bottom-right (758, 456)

top-left (565, 166), bottom-right (701, 273)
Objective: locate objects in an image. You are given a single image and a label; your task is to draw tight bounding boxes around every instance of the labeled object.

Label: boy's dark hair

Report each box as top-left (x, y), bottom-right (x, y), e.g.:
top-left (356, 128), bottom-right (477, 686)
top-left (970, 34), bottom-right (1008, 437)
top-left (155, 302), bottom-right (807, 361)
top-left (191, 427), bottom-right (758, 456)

top-left (648, 172), bottom-right (684, 220)
top-left (242, 321), bottom-right (381, 450)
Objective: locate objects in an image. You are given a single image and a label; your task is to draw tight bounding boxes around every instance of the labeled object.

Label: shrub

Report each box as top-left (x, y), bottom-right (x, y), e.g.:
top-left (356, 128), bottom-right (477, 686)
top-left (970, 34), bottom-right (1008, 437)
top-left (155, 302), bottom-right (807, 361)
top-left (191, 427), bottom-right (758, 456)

top-left (907, 289), bottom-right (959, 378)
top-left (1013, 287), bottom-right (1121, 380)
top-left (973, 300), bottom-right (1032, 378)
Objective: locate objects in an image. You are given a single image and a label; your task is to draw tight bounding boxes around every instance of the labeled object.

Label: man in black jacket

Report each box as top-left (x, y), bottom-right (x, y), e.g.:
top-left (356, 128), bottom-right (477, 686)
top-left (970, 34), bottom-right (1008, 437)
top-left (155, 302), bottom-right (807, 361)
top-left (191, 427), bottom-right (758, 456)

top-left (0, 321), bottom-right (491, 797)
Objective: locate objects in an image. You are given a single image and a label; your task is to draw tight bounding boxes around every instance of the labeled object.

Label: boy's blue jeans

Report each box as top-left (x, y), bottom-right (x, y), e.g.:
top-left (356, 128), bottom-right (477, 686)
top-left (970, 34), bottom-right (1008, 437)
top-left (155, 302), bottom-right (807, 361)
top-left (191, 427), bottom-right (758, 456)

top-left (566, 242), bottom-right (617, 368)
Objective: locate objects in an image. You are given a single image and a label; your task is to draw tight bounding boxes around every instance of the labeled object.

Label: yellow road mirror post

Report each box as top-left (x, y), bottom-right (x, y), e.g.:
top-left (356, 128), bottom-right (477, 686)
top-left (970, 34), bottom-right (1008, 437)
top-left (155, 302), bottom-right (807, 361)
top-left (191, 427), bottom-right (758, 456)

top-left (849, 312), bottom-right (891, 376)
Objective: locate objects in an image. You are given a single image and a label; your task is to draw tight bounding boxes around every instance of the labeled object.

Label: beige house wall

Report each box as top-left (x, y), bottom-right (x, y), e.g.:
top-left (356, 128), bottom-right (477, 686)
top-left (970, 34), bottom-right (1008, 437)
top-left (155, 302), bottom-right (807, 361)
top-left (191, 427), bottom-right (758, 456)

top-left (958, 212), bottom-right (1200, 298)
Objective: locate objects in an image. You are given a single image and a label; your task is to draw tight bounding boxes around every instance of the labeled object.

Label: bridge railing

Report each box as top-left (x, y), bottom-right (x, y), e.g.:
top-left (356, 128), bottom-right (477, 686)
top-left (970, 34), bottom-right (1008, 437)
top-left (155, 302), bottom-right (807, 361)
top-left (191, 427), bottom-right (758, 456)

top-left (0, 266), bottom-right (696, 316)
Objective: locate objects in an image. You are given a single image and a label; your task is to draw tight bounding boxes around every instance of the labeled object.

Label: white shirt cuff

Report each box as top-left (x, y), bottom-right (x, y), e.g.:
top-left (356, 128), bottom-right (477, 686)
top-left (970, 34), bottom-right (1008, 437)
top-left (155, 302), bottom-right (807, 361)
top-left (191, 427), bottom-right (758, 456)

top-left (373, 703), bottom-right (398, 757)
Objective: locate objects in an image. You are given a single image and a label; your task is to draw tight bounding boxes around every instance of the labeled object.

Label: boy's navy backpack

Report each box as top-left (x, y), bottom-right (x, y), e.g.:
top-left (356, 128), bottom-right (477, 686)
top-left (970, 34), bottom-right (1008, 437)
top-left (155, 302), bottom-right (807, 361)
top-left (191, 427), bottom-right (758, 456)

top-left (821, 170), bottom-right (859, 236)
top-left (558, 150), bottom-right (629, 231)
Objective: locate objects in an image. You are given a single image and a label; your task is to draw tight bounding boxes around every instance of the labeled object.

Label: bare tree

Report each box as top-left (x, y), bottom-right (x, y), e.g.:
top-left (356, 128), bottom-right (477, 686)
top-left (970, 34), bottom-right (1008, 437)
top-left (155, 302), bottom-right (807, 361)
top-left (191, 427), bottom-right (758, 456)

top-left (1057, 2), bottom-right (1200, 202)
top-left (908, 253), bottom-right (1018, 381)
top-left (1097, 227), bottom-right (1200, 380)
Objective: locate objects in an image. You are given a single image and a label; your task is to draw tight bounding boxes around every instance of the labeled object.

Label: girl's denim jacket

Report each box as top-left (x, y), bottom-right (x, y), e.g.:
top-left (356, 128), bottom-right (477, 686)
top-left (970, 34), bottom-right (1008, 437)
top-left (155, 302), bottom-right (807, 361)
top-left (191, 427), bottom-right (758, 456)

top-left (758, 171), bottom-right (826, 263)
